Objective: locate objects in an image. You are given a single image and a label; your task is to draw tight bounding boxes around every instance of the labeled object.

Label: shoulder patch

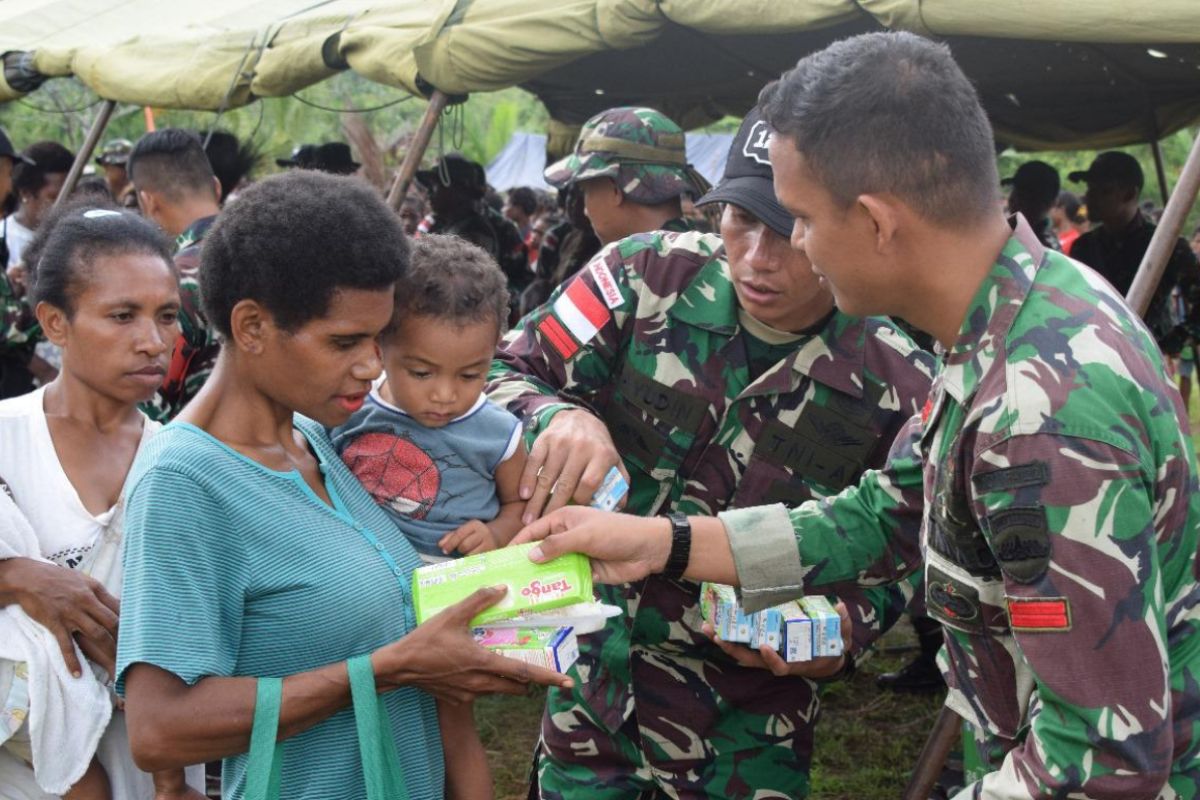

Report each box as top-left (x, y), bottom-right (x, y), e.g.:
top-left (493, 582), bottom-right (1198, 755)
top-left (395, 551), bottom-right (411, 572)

top-left (986, 506), bottom-right (1051, 584)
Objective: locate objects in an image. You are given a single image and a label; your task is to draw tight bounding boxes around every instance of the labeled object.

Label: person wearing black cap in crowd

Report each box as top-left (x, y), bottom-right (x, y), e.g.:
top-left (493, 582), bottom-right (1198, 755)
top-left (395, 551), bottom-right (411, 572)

top-left (1069, 151), bottom-right (1200, 353)
top-left (416, 153), bottom-right (528, 310)
top-left (276, 142), bottom-right (360, 176)
top-left (1003, 160), bottom-right (1062, 250)
top-left (486, 106), bottom-right (934, 799)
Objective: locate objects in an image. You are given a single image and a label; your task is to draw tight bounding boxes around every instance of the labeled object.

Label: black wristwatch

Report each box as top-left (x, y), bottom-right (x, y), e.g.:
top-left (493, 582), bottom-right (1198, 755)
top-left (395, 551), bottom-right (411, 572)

top-left (661, 511), bottom-right (692, 579)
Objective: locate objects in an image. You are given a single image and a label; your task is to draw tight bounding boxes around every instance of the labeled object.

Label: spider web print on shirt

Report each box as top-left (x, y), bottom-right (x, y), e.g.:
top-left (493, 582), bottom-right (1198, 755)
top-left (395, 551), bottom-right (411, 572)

top-left (339, 430), bottom-right (469, 520)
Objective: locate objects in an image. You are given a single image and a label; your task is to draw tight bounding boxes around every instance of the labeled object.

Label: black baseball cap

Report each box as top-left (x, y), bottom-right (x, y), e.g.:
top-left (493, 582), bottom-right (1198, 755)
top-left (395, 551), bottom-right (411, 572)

top-left (1068, 151), bottom-right (1144, 190)
top-left (1001, 160), bottom-right (1060, 205)
top-left (694, 106), bottom-right (793, 237)
top-left (0, 129), bottom-right (34, 166)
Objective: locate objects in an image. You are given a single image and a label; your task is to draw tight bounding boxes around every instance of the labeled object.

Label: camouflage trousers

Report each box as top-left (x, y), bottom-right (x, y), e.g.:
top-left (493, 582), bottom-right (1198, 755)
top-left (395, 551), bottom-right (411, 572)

top-left (533, 650), bottom-right (816, 800)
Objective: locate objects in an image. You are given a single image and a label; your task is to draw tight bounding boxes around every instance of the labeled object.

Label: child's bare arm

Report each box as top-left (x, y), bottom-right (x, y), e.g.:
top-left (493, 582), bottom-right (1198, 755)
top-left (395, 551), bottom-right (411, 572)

top-left (437, 698), bottom-right (493, 800)
top-left (438, 442), bottom-right (528, 555)
top-left (487, 441), bottom-right (528, 546)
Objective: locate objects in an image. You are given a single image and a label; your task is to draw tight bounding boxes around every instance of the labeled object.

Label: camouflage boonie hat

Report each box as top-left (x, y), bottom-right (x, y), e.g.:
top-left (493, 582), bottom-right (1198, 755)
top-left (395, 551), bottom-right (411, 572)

top-left (95, 138), bottom-right (133, 166)
top-left (545, 107), bottom-right (710, 205)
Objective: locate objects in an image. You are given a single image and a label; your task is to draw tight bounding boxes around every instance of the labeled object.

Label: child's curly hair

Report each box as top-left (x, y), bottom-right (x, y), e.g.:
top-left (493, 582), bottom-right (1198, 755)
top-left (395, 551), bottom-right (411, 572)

top-left (391, 233), bottom-right (510, 335)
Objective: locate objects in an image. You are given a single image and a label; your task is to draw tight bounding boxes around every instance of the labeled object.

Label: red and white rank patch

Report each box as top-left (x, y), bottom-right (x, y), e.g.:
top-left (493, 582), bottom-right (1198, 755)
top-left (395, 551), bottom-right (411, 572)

top-left (537, 315), bottom-right (579, 360)
top-left (588, 261), bottom-right (624, 309)
top-left (1006, 596), bottom-right (1071, 632)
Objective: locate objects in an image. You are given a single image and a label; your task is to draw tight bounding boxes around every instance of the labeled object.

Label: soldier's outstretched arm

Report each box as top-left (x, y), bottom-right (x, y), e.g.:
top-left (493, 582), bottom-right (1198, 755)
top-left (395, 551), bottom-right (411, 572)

top-left (517, 415), bottom-right (928, 606)
top-left (724, 415), bottom-right (928, 612)
top-left (958, 432), bottom-right (1178, 799)
top-left (486, 239), bottom-right (646, 518)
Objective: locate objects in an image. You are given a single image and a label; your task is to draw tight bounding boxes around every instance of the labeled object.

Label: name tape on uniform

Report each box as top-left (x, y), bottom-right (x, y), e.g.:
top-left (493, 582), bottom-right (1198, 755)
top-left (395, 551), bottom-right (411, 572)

top-left (588, 261), bottom-right (624, 309)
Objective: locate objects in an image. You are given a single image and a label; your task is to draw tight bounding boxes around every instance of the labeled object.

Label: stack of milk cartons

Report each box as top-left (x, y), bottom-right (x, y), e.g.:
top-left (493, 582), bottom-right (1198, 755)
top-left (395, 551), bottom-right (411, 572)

top-left (700, 583), bottom-right (842, 662)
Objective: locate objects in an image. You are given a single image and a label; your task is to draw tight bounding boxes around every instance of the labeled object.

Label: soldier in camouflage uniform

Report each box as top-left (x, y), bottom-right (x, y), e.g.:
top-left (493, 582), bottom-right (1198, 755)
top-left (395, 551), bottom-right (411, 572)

top-left (517, 32), bottom-right (1200, 798)
top-left (543, 106), bottom-right (709, 247)
top-left (488, 106), bottom-right (935, 799)
top-left (127, 129), bottom-right (222, 421)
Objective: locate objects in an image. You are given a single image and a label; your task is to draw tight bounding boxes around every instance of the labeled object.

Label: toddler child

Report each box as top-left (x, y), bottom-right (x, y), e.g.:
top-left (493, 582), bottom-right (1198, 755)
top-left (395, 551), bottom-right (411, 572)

top-left (330, 234), bottom-right (526, 799)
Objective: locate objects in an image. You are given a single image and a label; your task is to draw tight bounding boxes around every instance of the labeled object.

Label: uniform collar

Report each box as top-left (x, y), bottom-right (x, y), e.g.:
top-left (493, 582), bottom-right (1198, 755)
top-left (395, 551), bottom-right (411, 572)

top-left (176, 214), bottom-right (218, 250)
top-left (941, 213), bottom-right (1046, 404)
top-left (668, 248), bottom-right (740, 334)
top-left (668, 249), bottom-right (866, 398)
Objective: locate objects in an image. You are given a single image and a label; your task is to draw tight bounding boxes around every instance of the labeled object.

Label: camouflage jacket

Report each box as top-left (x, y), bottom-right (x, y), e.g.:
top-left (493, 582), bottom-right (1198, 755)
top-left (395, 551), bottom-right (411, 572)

top-left (488, 230), bottom-right (935, 773)
top-left (140, 215), bottom-right (218, 422)
top-left (725, 217), bottom-right (1200, 798)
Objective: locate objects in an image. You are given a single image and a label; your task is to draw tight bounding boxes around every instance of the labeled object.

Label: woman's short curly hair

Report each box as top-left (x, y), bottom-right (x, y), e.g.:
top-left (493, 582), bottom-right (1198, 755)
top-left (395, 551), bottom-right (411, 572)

top-left (200, 171), bottom-right (408, 337)
top-left (390, 234), bottom-right (510, 336)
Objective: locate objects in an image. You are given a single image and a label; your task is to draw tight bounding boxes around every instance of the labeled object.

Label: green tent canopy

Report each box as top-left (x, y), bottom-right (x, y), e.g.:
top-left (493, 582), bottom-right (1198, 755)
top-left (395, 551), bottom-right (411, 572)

top-left (2, 0), bottom-right (1200, 150)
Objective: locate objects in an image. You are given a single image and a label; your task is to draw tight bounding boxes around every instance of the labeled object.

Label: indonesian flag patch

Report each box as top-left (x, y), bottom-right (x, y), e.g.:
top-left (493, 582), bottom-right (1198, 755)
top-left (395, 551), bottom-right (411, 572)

top-left (1007, 596), bottom-right (1071, 632)
top-left (538, 279), bottom-right (610, 359)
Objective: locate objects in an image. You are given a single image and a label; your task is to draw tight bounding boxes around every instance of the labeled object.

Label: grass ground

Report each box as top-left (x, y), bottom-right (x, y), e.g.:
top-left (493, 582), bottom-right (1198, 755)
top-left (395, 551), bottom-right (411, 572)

top-left (479, 376), bottom-right (1200, 799)
top-left (478, 620), bottom-right (941, 800)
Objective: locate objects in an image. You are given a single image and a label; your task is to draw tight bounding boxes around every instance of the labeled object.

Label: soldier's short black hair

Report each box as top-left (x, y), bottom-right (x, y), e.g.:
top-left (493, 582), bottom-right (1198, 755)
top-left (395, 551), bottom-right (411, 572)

top-left (129, 128), bottom-right (217, 203)
top-left (13, 141), bottom-right (74, 198)
top-left (760, 32), bottom-right (999, 227)
top-left (200, 171), bottom-right (407, 337)
top-left (28, 196), bottom-right (174, 317)
top-left (389, 234), bottom-right (509, 336)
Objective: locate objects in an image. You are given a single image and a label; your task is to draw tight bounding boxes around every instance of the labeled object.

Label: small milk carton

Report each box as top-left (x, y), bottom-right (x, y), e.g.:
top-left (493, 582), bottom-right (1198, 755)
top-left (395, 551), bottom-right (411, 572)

top-left (752, 606), bottom-right (784, 651)
top-left (590, 466), bottom-right (629, 511)
top-left (801, 596), bottom-right (843, 658)
top-left (781, 601), bottom-right (813, 663)
top-left (700, 583), bottom-right (754, 644)
top-left (473, 626), bottom-right (580, 673)
top-left (413, 543), bottom-right (592, 626)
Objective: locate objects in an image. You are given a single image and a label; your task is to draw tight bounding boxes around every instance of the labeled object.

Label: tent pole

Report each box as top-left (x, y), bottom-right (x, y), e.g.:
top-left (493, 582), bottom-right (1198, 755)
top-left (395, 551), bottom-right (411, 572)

top-left (1127, 129), bottom-right (1200, 317)
top-left (387, 90), bottom-right (450, 211)
top-left (902, 705), bottom-right (962, 800)
top-left (1151, 138), bottom-right (1170, 206)
top-left (55, 99), bottom-right (117, 209)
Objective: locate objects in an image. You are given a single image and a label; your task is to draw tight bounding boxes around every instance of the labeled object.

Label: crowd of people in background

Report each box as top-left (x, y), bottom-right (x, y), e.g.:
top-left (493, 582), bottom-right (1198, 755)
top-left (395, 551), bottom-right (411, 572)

top-left (1, 29), bottom-right (1200, 800)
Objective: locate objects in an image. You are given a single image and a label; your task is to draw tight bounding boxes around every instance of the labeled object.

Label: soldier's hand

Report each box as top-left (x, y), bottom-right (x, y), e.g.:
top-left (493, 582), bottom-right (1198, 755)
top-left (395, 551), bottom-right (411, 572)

top-left (519, 409), bottom-right (629, 524)
top-left (701, 601), bottom-right (853, 679)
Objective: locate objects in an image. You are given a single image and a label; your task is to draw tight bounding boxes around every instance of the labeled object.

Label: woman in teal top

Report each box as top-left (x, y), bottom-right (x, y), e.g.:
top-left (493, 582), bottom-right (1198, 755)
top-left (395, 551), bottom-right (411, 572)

top-left (116, 172), bottom-right (572, 800)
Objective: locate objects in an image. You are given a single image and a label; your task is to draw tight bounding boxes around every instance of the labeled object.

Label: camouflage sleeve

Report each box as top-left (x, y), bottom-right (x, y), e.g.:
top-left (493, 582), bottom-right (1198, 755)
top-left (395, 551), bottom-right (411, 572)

top-left (956, 432), bottom-right (1175, 798)
top-left (0, 270), bottom-right (39, 355)
top-left (722, 415), bottom-right (927, 613)
top-left (141, 273), bottom-right (212, 422)
top-left (487, 241), bottom-right (637, 437)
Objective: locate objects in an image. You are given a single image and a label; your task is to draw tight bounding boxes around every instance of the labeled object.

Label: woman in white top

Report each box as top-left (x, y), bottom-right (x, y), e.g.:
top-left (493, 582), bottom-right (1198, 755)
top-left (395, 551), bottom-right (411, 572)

top-left (0, 204), bottom-right (204, 799)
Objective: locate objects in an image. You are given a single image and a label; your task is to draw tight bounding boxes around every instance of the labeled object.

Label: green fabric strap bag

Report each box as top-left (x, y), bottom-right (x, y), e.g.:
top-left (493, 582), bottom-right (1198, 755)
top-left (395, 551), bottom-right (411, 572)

top-left (244, 653), bottom-right (410, 800)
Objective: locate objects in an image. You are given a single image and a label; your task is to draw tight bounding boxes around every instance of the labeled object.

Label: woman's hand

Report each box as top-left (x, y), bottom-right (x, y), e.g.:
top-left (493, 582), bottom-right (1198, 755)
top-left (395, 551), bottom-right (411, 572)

top-left (511, 506), bottom-right (672, 584)
top-left (701, 601), bottom-right (853, 679)
top-left (0, 557), bottom-right (120, 677)
top-left (374, 587), bottom-right (574, 704)
top-left (519, 410), bottom-right (629, 523)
